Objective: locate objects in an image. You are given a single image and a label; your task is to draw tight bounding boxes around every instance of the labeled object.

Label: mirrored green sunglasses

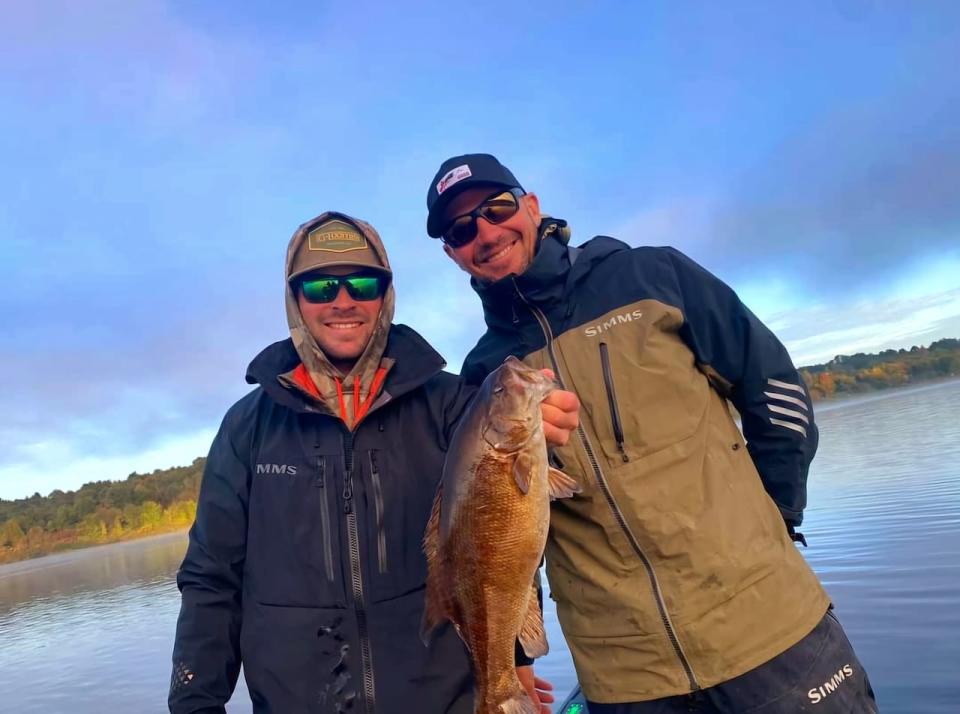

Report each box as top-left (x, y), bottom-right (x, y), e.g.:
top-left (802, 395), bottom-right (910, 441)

top-left (298, 274), bottom-right (385, 303)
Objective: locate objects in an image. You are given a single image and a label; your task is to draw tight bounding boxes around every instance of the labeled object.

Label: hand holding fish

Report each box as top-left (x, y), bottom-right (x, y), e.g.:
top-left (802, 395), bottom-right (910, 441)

top-left (517, 666), bottom-right (555, 714)
top-left (539, 369), bottom-right (579, 447)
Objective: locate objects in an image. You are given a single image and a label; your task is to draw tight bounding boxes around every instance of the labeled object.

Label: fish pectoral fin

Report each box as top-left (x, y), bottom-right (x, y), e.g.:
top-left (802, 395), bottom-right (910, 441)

top-left (420, 588), bottom-right (451, 645)
top-left (513, 452), bottom-right (534, 494)
top-left (421, 485), bottom-right (450, 644)
top-left (498, 692), bottom-right (539, 714)
top-left (547, 467), bottom-right (581, 500)
top-left (517, 582), bottom-right (549, 659)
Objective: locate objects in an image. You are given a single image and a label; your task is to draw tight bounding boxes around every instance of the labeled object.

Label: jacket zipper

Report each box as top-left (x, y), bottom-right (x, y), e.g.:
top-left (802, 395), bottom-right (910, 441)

top-left (314, 456), bottom-right (335, 581)
top-left (368, 450), bottom-right (388, 574)
top-left (512, 283), bottom-right (699, 691)
top-left (599, 342), bottom-right (630, 463)
top-left (342, 432), bottom-right (376, 712)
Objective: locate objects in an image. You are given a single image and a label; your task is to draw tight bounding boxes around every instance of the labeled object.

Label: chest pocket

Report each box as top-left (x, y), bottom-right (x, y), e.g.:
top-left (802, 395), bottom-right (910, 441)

top-left (561, 302), bottom-right (708, 467)
top-left (247, 450), bottom-right (347, 608)
top-left (360, 447), bottom-right (441, 603)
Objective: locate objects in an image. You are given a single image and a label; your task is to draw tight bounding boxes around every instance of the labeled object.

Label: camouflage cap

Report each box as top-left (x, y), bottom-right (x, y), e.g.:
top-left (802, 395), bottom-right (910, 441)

top-left (288, 217), bottom-right (391, 282)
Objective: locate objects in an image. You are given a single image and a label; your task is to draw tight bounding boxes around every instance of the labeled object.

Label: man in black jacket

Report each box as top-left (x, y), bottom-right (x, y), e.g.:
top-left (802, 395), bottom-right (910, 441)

top-left (424, 155), bottom-right (878, 713)
top-left (169, 211), bottom-right (577, 713)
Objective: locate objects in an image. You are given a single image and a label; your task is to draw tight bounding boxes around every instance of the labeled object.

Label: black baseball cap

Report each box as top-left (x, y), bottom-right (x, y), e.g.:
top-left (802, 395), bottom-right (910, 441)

top-left (426, 153), bottom-right (523, 237)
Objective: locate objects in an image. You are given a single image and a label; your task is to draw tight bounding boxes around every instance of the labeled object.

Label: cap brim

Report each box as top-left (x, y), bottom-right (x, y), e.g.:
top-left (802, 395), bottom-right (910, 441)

top-left (289, 262), bottom-right (392, 283)
top-left (426, 180), bottom-right (514, 238)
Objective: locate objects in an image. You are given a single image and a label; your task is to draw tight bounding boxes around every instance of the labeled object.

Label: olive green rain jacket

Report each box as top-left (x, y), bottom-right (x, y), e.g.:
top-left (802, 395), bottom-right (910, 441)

top-left (461, 221), bottom-right (830, 703)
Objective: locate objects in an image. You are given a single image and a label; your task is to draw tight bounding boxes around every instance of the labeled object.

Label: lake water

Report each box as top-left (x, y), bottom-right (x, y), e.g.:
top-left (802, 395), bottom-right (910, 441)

top-left (1, 379), bottom-right (958, 713)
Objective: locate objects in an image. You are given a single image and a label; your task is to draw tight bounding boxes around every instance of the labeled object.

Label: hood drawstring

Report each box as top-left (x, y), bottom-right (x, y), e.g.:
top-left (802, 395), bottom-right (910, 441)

top-left (334, 367), bottom-right (389, 429)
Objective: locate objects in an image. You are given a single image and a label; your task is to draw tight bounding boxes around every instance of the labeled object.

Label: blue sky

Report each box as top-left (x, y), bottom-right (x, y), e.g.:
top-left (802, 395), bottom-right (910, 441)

top-left (2, 1), bottom-right (959, 499)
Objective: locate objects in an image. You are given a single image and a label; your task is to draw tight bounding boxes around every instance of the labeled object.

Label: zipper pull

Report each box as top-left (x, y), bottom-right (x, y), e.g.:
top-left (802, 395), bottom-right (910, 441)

top-left (315, 457), bottom-right (325, 488)
top-left (343, 475), bottom-right (354, 514)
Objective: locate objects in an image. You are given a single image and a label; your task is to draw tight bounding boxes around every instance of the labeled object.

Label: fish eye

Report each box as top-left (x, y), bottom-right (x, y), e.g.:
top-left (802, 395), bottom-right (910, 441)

top-left (492, 386), bottom-right (504, 394)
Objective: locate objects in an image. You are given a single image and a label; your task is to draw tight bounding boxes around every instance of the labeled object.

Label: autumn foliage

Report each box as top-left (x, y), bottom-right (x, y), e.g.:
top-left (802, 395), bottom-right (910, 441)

top-left (800, 338), bottom-right (959, 401)
top-left (0, 459), bottom-right (203, 564)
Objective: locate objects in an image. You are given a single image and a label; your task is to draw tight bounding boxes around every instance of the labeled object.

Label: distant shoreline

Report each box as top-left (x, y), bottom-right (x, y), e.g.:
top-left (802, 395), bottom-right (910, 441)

top-left (812, 374), bottom-right (960, 411)
top-left (0, 526), bottom-right (190, 568)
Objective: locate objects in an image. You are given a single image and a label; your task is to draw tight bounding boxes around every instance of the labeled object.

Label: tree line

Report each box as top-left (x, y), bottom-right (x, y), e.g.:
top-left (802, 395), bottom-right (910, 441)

top-left (0, 459), bottom-right (203, 564)
top-left (799, 337), bottom-right (959, 401)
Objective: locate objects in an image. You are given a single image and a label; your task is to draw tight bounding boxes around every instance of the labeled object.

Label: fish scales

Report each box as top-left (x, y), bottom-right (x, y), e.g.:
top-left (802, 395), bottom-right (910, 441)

top-left (449, 448), bottom-right (549, 705)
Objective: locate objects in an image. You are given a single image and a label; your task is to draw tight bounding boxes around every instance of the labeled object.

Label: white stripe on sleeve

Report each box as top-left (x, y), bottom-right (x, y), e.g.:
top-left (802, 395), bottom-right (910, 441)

top-left (768, 403), bottom-right (810, 425)
top-left (770, 417), bottom-right (808, 437)
top-left (767, 378), bottom-right (806, 394)
top-left (764, 391), bottom-right (809, 410)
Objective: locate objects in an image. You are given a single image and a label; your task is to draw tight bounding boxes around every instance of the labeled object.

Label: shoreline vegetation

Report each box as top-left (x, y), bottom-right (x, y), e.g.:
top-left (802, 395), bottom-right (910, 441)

top-left (2, 338), bottom-right (957, 565)
top-left (1, 461), bottom-right (200, 565)
top-left (798, 337), bottom-right (958, 401)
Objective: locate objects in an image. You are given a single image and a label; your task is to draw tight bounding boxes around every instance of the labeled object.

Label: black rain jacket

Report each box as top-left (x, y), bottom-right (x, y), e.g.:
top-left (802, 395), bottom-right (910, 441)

top-left (170, 326), bottom-right (476, 713)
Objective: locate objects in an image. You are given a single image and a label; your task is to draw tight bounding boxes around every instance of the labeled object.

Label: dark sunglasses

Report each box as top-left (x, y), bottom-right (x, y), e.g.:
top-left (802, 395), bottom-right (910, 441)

top-left (298, 273), bottom-right (386, 304)
top-left (441, 188), bottom-right (526, 248)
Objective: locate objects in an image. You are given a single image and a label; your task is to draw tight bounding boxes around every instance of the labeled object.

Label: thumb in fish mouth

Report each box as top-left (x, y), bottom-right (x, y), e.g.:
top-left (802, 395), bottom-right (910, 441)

top-left (537, 367), bottom-right (562, 389)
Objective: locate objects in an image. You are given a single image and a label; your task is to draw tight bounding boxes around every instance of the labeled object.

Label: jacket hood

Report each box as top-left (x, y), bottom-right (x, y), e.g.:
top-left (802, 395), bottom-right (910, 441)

top-left (283, 211), bottom-right (397, 424)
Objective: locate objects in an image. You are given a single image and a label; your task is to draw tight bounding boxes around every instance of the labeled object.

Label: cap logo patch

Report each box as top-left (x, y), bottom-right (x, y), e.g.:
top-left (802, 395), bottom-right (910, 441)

top-left (307, 219), bottom-right (368, 252)
top-left (437, 164), bottom-right (472, 195)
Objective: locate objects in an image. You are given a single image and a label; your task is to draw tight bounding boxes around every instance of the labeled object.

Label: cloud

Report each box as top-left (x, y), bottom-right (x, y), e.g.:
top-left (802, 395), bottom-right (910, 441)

top-left (394, 268), bottom-right (487, 373)
top-left (0, 1), bottom-right (261, 127)
top-left (0, 293), bottom-right (283, 468)
top-left (611, 80), bottom-right (960, 299)
top-left (769, 286), bottom-right (960, 366)
top-left (0, 427), bottom-right (217, 500)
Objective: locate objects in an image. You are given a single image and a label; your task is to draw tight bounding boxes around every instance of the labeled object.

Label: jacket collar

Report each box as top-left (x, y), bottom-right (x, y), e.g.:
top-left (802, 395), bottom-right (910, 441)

top-left (246, 324), bottom-right (447, 414)
top-left (471, 219), bottom-right (574, 325)
top-left (471, 222), bottom-right (632, 331)
top-left (473, 217), bottom-right (638, 331)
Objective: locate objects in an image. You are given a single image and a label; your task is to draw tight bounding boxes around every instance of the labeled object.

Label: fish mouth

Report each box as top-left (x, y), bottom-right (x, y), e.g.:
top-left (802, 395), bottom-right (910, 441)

top-left (483, 418), bottom-right (536, 451)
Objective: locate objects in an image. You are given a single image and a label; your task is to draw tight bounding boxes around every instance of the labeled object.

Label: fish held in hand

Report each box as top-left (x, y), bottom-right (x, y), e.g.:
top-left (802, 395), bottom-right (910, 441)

top-left (421, 356), bottom-right (579, 714)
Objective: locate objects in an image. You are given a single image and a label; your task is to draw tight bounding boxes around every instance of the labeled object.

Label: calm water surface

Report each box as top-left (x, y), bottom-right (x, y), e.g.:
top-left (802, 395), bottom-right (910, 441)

top-left (2, 380), bottom-right (958, 713)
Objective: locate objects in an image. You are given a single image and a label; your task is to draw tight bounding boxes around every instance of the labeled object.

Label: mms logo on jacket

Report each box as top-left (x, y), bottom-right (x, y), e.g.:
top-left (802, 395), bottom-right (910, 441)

top-left (256, 463), bottom-right (298, 475)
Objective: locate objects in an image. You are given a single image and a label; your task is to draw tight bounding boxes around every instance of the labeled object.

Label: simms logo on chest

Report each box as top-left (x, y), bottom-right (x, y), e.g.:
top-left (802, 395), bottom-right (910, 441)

top-left (808, 664), bottom-right (854, 704)
top-left (584, 310), bottom-right (643, 337)
top-left (256, 464), bottom-right (298, 475)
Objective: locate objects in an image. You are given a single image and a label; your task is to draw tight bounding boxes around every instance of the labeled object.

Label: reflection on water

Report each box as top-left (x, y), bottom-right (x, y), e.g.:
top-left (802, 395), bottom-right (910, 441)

top-left (0, 535), bottom-right (184, 615)
top-left (0, 533), bottom-right (253, 713)
top-left (1, 380), bottom-right (958, 713)
top-left (801, 381), bottom-right (960, 711)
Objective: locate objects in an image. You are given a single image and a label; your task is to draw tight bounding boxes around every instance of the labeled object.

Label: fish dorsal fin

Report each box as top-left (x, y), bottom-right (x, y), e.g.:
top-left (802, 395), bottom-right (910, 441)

top-left (517, 581), bottom-right (548, 659)
top-left (547, 467), bottom-right (580, 500)
top-left (420, 485), bottom-right (450, 644)
top-left (513, 451), bottom-right (534, 494)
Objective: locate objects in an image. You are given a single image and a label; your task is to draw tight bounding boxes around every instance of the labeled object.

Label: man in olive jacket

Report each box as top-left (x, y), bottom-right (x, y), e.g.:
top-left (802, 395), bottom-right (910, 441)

top-left (424, 154), bottom-right (879, 713)
top-left (169, 211), bottom-right (576, 713)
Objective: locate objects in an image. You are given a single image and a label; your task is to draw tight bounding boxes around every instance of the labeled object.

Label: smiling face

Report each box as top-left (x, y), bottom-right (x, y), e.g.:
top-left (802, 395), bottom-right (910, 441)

top-left (295, 265), bottom-right (384, 375)
top-left (440, 187), bottom-right (541, 284)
